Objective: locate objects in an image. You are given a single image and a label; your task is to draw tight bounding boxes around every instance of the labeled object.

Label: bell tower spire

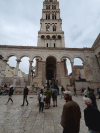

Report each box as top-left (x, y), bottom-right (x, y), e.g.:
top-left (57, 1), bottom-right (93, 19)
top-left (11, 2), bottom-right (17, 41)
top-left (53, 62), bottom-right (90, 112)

top-left (37, 0), bottom-right (65, 48)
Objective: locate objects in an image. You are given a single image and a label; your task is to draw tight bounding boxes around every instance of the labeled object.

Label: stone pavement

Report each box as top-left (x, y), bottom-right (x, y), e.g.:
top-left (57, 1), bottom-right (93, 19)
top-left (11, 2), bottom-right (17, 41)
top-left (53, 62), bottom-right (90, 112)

top-left (0, 95), bottom-right (100, 133)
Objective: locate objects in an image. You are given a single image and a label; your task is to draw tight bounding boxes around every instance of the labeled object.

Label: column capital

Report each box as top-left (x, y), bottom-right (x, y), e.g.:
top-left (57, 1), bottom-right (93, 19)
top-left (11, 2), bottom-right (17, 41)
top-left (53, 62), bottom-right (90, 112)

top-left (71, 62), bottom-right (74, 65)
top-left (29, 60), bottom-right (33, 63)
top-left (16, 59), bottom-right (21, 63)
top-left (57, 61), bottom-right (61, 64)
top-left (42, 61), bottom-right (46, 64)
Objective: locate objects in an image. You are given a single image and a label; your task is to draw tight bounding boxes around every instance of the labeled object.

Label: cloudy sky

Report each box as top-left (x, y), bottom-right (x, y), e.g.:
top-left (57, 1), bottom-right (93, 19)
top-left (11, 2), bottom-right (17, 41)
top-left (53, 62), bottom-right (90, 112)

top-left (0, 0), bottom-right (100, 74)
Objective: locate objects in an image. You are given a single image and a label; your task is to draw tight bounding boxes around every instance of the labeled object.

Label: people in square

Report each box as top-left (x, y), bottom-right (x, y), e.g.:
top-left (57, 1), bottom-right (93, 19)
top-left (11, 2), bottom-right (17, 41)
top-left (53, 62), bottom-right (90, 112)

top-left (83, 97), bottom-right (100, 133)
top-left (60, 91), bottom-right (81, 133)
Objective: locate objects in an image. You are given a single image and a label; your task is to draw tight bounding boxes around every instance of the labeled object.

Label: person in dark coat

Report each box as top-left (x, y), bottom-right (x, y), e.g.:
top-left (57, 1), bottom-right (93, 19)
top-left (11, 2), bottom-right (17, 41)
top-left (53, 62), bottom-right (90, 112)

top-left (90, 89), bottom-right (98, 109)
top-left (83, 97), bottom-right (100, 133)
top-left (5, 85), bottom-right (14, 104)
top-left (61, 91), bottom-right (81, 133)
top-left (21, 86), bottom-right (29, 106)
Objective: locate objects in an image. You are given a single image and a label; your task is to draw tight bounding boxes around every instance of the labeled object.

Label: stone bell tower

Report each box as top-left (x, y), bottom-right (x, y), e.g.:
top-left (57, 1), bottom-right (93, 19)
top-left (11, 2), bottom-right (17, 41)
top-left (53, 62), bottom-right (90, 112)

top-left (37, 0), bottom-right (65, 48)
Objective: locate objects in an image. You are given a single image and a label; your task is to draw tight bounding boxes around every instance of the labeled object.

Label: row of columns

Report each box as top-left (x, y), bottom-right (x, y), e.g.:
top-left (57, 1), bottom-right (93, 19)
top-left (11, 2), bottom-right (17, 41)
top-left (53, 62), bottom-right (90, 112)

top-left (0, 59), bottom-right (76, 87)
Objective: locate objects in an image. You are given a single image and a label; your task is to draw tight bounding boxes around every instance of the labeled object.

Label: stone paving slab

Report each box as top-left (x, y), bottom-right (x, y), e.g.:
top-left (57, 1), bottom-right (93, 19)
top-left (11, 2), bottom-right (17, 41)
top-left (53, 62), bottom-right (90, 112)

top-left (0, 95), bottom-right (100, 133)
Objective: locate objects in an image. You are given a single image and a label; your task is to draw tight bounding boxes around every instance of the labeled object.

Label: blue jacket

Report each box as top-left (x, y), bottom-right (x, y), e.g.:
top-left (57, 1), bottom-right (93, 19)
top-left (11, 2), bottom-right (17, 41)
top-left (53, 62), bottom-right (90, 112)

top-left (9, 87), bottom-right (14, 96)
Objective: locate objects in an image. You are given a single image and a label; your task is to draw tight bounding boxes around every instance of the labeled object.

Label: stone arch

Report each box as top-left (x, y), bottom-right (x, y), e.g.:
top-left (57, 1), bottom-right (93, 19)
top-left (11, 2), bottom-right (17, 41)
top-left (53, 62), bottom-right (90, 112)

top-left (32, 54), bottom-right (44, 61)
top-left (59, 54), bottom-right (73, 62)
top-left (4, 53), bottom-right (18, 60)
top-left (46, 35), bottom-right (50, 40)
top-left (52, 35), bottom-right (56, 40)
top-left (18, 53), bottom-right (31, 60)
top-left (58, 35), bottom-right (62, 40)
top-left (73, 55), bottom-right (84, 63)
top-left (45, 54), bottom-right (58, 61)
top-left (41, 35), bottom-right (45, 39)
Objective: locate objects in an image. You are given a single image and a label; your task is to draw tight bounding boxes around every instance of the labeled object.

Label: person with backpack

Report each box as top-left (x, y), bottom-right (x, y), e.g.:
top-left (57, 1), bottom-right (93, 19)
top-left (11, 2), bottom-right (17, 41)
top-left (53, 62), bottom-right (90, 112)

top-left (5, 85), bottom-right (14, 105)
top-left (52, 87), bottom-right (57, 107)
top-left (45, 88), bottom-right (51, 109)
top-left (83, 97), bottom-right (100, 133)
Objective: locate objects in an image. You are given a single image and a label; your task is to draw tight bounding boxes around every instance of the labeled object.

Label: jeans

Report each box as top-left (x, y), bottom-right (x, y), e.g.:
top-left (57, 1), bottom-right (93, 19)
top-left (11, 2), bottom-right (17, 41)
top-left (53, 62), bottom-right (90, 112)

top-left (23, 95), bottom-right (28, 105)
top-left (39, 102), bottom-right (44, 112)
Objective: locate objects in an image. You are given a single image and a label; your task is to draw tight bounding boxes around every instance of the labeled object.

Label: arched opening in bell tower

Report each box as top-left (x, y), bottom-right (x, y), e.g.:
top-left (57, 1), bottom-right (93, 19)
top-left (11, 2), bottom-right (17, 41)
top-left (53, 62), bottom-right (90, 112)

top-left (46, 56), bottom-right (56, 80)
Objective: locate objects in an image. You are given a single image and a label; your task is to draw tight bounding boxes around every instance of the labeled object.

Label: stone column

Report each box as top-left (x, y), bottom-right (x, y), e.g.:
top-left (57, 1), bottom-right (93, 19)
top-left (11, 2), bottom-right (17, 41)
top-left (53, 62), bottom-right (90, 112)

top-left (0, 60), bottom-right (8, 86)
top-left (50, 13), bottom-right (52, 20)
top-left (35, 59), bottom-right (39, 77)
top-left (71, 62), bottom-right (75, 85)
top-left (64, 59), bottom-right (67, 76)
top-left (13, 60), bottom-right (21, 86)
top-left (42, 61), bottom-right (46, 86)
top-left (28, 61), bottom-right (33, 86)
top-left (57, 62), bottom-right (61, 86)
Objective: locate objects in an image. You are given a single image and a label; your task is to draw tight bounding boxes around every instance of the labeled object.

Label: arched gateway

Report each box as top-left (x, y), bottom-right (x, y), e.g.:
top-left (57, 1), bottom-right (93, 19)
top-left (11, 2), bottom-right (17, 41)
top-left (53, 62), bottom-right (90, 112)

top-left (46, 56), bottom-right (56, 80)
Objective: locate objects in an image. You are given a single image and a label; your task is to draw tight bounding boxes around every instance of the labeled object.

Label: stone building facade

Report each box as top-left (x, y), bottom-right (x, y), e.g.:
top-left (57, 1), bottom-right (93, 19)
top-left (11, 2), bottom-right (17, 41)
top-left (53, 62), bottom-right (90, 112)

top-left (0, 0), bottom-right (100, 90)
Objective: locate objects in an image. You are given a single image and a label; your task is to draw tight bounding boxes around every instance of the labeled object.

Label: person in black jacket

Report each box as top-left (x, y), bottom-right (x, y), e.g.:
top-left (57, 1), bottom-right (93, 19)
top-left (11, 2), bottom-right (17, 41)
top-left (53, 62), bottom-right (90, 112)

top-left (21, 86), bottom-right (29, 106)
top-left (5, 85), bottom-right (14, 105)
top-left (83, 97), bottom-right (100, 133)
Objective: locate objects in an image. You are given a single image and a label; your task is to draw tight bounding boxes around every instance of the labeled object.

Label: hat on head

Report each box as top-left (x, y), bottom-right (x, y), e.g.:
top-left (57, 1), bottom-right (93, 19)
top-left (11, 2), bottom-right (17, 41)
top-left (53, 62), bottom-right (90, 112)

top-left (63, 91), bottom-right (72, 97)
top-left (10, 85), bottom-right (13, 88)
top-left (83, 97), bottom-right (92, 105)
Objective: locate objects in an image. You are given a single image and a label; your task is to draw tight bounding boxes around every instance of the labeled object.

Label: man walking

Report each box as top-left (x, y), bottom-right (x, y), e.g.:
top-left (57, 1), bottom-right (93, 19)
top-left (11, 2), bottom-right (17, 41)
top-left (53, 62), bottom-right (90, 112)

top-left (21, 86), bottom-right (29, 106)
top-left (61, 91), bottom-right (81, 133)
top-left (5, 85), bottom-right (14, 104)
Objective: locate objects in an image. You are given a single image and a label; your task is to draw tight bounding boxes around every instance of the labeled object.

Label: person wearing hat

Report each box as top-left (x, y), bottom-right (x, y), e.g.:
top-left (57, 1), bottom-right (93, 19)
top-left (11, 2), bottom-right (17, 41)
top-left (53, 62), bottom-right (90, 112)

top-left (83, 97), bottom-right (100, 133)
top-left (60, 91), bottom-right (81, 133)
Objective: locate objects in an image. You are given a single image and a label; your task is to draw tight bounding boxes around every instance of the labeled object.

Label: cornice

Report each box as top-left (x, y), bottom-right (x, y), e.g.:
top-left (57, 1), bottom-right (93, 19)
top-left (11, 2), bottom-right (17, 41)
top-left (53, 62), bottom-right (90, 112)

top-left (0, 45), bottom-right (94, 51)
top-left (38, 31), bottom-right (64, 34)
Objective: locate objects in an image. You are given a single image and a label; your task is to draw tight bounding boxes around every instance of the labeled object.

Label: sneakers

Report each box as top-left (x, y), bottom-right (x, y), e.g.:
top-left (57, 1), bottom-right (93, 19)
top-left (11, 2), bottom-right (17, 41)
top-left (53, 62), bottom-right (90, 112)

top-left (21, 104), bottom-right (24, 106)
top-left (5, 103), bottom-right (8, 105)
